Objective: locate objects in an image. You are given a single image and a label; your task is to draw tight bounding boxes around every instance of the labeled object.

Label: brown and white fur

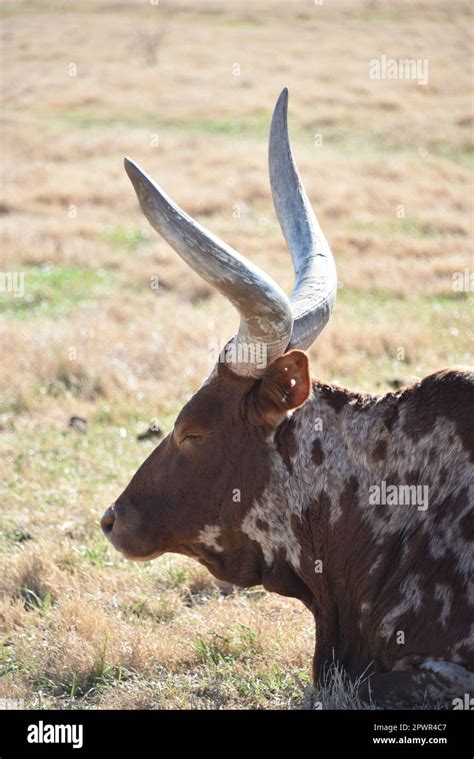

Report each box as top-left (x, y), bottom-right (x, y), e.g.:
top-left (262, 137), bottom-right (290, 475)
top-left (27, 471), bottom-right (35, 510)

top-left (103, 357), bottom-right (474, 709)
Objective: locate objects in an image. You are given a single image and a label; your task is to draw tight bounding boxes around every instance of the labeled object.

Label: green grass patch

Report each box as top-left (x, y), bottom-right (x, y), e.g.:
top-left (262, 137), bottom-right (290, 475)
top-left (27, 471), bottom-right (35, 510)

top-left (42, 361), bottom-right (105, 400)
top-left (75, 540), bottom-right (114, 569)
top-left (233, 665), bottom-right (309, 700)
top-left (0, 393), bottom-right (30, 416)
top-left (430, 141), bottom-right (474, 169)
top-left (49, 107), bottom-right (271, 139)
top-left (194, 624), bottom-right (261, 666)
top-left (20, 587), bottom-right (54, 614)
top-left (339, 285), bottom-right (470, 313)
top-left (349, 217), bottom-right (448, 240)
top-left (92, 401), bottom-right (154, 427)
top-left (0, 264), bottom-right (118, 320)
top-left (329, 287), bottom-right (473, 392)
top-left (67, 637), bottom-right (122, 700)
top-left (100, 226), bottom-right (150, 252)
top-left (180, 115), bottom-right (269, 138)
top-left (2, 423), bottom-right (148, 528)
top-left (31, 106), bottom-right (474, 170)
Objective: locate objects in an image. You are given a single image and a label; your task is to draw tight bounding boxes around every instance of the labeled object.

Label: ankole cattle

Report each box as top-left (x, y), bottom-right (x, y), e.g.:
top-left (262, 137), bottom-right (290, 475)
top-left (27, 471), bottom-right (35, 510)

top-left (102, 89), bottom-right (474, 708)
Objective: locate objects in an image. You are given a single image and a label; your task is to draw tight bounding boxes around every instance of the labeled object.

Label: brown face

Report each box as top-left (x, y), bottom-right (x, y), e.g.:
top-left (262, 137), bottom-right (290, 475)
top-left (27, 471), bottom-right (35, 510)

top-left (101, 352), bottom-right (311, 587)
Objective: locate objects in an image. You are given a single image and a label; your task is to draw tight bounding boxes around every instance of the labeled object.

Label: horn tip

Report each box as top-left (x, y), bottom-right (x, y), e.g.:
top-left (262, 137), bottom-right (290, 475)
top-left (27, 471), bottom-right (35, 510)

top-left (277, 87), bottom-right (289, 107)
top-left (124, 156), bottom-right (138, 177)
top-left (272, 88), bottom-right (289, 127)
top-left (124, 157), bottom-right (149, 194)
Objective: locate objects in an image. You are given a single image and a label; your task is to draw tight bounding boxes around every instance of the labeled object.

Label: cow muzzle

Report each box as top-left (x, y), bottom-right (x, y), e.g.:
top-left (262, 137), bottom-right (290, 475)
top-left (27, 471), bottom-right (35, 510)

top-left (100, 499), bottom-right (164, 561)
top-left (101, 503), bottom-right (116, 537)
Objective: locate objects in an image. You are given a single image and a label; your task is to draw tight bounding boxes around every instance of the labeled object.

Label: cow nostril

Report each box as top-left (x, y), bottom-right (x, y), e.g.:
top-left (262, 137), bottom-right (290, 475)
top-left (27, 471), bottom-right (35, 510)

top-left (101, 505), bottom-right (116, 536)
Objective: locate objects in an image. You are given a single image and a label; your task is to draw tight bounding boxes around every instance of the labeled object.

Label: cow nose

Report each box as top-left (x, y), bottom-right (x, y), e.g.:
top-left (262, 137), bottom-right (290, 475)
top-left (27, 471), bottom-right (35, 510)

top-left (101, 504), bottom-right (116, 536)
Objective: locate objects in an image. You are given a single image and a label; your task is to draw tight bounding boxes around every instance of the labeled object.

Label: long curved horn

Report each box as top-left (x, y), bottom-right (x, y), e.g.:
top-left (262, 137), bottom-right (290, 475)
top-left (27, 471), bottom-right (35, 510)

top-left (269, 88), bottom-right (337, 351)
top-left (124, 157), bottom-right (293, 377)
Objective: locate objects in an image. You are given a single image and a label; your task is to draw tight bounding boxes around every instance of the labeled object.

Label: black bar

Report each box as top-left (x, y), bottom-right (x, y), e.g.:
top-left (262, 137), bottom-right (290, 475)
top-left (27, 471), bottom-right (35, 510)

top-left (0, 709), bottom-right (470, 757)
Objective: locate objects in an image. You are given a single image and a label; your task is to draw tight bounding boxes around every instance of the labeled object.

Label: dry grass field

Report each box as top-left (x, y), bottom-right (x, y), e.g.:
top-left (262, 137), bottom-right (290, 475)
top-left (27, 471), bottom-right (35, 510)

top-left (0, 0), bottom-right (472, 709)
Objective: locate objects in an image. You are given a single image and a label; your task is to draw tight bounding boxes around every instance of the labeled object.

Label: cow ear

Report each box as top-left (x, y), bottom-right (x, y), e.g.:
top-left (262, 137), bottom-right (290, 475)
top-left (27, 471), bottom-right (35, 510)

top-left (248, 350), bottom-right (311, 427)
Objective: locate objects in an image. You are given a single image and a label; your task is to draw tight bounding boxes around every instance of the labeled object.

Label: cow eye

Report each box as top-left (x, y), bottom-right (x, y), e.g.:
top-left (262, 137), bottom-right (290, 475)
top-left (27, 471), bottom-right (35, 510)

top-left (180, 432), bottom-right (205, 445)
top-left (175, 429), bottom-right (209, 446)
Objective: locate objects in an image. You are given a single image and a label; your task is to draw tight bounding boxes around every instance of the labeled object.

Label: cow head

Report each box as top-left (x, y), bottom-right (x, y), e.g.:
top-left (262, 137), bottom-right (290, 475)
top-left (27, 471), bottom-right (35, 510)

top-left (101, 89), bottom-right (337, 589)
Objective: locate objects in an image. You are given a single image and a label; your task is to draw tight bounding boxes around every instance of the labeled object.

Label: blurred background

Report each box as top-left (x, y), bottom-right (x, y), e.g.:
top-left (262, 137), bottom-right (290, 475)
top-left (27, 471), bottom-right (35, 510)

top-left (0, 0), bottom-right (472, 709)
